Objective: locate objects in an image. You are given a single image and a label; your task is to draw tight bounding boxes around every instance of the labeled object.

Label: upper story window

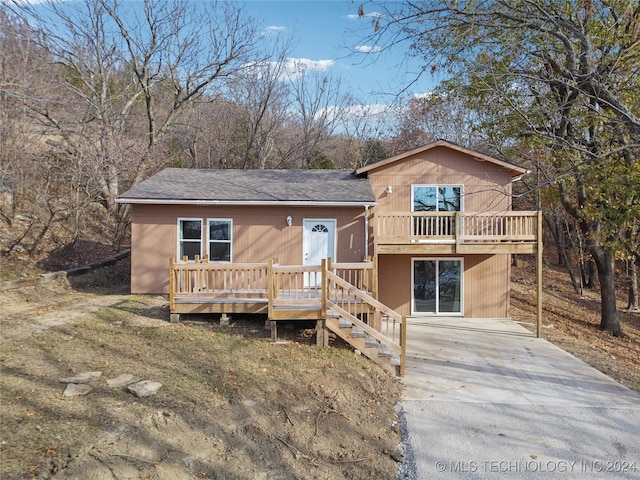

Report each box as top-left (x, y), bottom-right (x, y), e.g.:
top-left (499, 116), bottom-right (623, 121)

top-left (412, 185), bottom-right (462, 212)
top-left (178, 218), bottom-right (203, 261)
top-left (207, 219), bottom-right (232, 262)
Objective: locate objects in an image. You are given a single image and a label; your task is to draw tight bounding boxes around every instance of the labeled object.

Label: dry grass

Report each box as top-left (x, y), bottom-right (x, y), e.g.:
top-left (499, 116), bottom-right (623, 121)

top-left (0, 282), bottom-right (403, 479)
top-left (2, 250), bottom-right (639, 478)
top-left (511, 255), bottom-right (640, 394)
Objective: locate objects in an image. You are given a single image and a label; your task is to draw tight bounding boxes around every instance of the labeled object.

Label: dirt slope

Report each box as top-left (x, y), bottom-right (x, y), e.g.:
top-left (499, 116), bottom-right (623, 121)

top-left (0, 262), bottom-right (404, 479)
top-left (2, 253), bottom-right (638, 479)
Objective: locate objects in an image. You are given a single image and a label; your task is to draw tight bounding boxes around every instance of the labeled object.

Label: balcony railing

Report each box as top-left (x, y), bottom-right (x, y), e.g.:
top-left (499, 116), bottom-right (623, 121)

top-left (374, 211), bottom-right (540, 245)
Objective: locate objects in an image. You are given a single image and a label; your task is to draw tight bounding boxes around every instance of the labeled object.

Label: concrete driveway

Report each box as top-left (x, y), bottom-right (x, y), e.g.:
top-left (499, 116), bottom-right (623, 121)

top-left (398, 317), bottom-right (640, 479)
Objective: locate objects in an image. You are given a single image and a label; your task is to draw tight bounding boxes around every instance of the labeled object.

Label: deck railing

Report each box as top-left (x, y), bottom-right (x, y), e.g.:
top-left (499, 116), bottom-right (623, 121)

top-left (169, 256), bottom-right (269, 311)
top-left (332, 261), bottom-right (375, 297)
top-left (374, 211), bottom-right (539, 244)
top-left (267, 262), bottom-right (326, 319)
top-left (326, 266), bottom-right (406, 376)
top-left (169, 257), bottom-right (376, 312)
top-left (169, 257), bottom-right (404, 374)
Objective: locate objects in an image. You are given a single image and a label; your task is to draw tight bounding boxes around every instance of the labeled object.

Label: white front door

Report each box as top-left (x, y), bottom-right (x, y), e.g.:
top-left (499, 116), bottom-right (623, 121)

top-left (303, 219), bottom-right (336, 286)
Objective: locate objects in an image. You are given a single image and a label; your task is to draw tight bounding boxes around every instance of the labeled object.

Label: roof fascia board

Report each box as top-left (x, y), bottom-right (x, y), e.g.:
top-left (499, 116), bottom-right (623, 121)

top-left (355, 140), bottom-right (528, 177)
top-left (116, 198), bottom-right (377, 207)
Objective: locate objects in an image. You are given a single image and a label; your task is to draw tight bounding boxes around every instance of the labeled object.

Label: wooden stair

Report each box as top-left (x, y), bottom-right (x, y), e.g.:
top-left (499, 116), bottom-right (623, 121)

top-left (326, 316), bottom-right (402, 376)
top-left (266, 259), bottom-right (406, 376)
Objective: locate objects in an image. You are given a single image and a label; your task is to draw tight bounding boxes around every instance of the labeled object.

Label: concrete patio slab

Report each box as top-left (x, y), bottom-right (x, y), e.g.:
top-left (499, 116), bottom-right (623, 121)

top-left (398, 317), bottom-right (640, 479)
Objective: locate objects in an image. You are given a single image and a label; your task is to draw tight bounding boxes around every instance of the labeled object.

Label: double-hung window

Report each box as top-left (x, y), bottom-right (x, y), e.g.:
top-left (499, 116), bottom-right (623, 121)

top-left (412, 185), bottom-right (462, 236)
top-left (412, 185), bottom-right (462, 212)
top-left (207, 219), bottom-right (232, 262)
top-left (178, 218), bottom-right (203, 261)
top-left (177, 218), bottom-right (232, 262)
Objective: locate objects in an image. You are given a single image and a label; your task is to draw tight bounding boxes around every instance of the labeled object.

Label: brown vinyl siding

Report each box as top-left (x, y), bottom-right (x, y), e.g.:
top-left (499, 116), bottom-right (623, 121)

top-left (378, 254), bottom-right (411, 314)
top-left (463, 254), bottom-right (511, 318)
top-left (377, 253), bottom-right (510, 318)
top-left (131, 204), bottom-right (366, 294)
top-left (368, 145), bottom-right (515, 319)
top-left (366, 145), bottom-right (513, 214)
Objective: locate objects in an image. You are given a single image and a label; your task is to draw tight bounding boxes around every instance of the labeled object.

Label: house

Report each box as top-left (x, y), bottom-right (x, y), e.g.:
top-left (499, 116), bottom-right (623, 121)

top-left (117, 140), bottom-right (542, 375)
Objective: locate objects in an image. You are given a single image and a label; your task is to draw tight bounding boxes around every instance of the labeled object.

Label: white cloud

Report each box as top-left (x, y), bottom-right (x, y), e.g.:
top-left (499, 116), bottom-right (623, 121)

top-left (243, 57), bottom-right (335, 81)
top-left (324, 102), bottom-right (400, 136)
top-left (344, 103), bottom-right (396, 118)
top-left (265, 25), bottom-right (287, 33)
top-left (354, 45), bottom-right (382, 54)
top-left (283, 58), bottom-right (335, 79)
top-left (286, 58), bottom-right (334, 71)
top-left (346, 11), bottom-right (383, 20)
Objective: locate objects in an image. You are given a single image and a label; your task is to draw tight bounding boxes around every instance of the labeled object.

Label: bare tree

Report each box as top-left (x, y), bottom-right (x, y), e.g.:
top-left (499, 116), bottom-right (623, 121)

top-left (1, 10), bottom-right (94, 256)
top-left (224, 39), bottom-right (293, 169)
top-left (9, 0), bottom-right (265, 244)
top-left (360, 0), bottom-right (640, 336)
top-left (278, 63), bottom-right (352, 168)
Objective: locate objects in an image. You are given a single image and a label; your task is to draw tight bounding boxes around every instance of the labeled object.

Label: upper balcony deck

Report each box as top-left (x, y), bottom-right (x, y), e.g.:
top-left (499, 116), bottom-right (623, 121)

top-left (373, 211), bottom-right (542, 255)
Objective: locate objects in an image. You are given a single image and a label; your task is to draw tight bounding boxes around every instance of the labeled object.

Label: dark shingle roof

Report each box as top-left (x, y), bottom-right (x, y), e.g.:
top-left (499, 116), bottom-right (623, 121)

top-left (118, 168), bottom-right (376, 204)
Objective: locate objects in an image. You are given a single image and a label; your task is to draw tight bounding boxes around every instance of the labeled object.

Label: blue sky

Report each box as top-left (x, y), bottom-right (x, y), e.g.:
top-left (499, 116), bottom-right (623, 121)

top-left (245, 0), bottom-right (437, 106)
top-left (18, 0), bottom-right (437, 116)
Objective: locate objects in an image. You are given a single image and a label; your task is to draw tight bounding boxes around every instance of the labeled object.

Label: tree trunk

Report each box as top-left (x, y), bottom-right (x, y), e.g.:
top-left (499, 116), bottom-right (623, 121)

top-left (581, 259), bottom-right (598, 288)
top-left (559, 246), bottom-right (580, 294)
top-left (626, 260), bottom-right (639, 311)
top-left (542, 214), bottom-right (580, 292)
top-left (590, 246), bottom-right (623, 336)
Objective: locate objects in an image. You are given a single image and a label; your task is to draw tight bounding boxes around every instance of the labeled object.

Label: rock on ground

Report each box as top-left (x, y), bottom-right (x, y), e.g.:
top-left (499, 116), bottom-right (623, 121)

top-left (128, 380), bottom-right (163, 397)
top-left (63, 383), bottom-right (93, 397)
top-left (106, 374), bottom-right (140, 388)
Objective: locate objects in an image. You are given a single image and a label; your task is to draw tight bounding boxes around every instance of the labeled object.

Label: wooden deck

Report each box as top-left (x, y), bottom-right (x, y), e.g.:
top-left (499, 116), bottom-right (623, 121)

top-left (374, 209), bottom-right (543, 337)
top-left (374, 211), bottom-right (541, 254)
top-left (169, 257), bottom-right (405, 375)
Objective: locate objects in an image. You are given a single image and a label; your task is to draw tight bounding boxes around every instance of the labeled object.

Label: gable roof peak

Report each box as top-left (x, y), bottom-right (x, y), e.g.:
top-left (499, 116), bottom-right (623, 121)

top-left (354, 140), bottom-right (528, 178)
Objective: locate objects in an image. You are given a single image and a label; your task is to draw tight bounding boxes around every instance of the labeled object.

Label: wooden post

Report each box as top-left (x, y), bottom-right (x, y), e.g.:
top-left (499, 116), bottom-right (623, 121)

top-left (319, 258), bottom-right (331, 347)
top-left (372, 254), bottom-right (379, 300)
top-left (399, 315), bottom-right (407, 376)
top-left (194, 255), bottom-right (201, 291)
top-left (267, 258), bottom-right (275, 320)
top-left (169, 258), bottom-right (175, 312)
top-left (316, 319), bottom-right (328, 347)
top-left (321, 258), bottom-right (328, 319)
top-left (455, 211), bottom-right (461, 253)
top-left (536, 210), bottom-right (543, 338)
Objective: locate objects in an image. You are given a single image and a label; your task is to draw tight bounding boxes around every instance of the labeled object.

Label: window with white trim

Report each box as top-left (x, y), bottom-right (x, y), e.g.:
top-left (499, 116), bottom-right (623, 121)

top-left (412, 185), bottom-right (462, 236)
top-left (178, 218), bottom-right (203, 261)
top-left (412, 185), bottom-right (462, 212)
top-left (412, 258), bottom-right (463, 315)
top-left (207, 219), bottom-right (232, 262)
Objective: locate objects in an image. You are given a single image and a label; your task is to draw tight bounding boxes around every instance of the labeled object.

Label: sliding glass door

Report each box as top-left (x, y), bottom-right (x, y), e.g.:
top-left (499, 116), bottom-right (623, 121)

top-left (412, 258), bottom-right (463, 315)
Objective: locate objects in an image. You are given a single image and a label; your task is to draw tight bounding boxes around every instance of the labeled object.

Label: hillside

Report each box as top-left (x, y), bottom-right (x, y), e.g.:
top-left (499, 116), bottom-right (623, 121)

top-left (511, 254), bottom-right (640, 394)
top-left (0, 260), bottom-right (404, 479)
top-left (1, 248), bottom-right (638, 479)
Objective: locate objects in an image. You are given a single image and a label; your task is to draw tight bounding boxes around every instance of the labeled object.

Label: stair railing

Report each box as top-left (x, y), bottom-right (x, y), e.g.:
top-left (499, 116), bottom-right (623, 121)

top-left (325, 267), bottom-right (406, 375)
